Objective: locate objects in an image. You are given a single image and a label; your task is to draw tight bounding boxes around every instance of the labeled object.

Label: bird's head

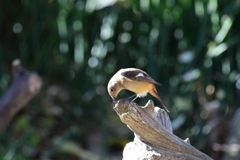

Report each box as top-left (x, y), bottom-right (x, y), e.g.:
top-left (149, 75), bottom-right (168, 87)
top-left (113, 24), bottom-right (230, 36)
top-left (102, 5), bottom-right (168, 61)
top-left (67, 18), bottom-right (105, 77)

top-left (107, 76), bottom-right (122, 102)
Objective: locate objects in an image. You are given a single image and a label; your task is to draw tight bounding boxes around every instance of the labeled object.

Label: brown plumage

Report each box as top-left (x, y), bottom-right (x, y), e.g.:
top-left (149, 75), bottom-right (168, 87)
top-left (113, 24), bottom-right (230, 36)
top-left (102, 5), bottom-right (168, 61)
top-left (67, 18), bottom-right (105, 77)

top-left (107, 68), bottom-right (170, 112)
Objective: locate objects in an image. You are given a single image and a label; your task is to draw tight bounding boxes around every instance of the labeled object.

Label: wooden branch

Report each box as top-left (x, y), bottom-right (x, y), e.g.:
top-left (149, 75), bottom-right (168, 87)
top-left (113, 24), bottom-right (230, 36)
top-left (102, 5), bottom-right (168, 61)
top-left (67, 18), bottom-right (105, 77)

top-left (114, 100), bottom-right (213, 160)
top-left (0, 59), bottom-right (42, 131)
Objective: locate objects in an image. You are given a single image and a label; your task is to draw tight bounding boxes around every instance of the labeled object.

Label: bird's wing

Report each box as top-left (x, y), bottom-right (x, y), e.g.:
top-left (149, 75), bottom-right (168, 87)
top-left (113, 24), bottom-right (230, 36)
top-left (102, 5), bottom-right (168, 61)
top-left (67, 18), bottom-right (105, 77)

top-left (121, 69), bottom-right (161, 85)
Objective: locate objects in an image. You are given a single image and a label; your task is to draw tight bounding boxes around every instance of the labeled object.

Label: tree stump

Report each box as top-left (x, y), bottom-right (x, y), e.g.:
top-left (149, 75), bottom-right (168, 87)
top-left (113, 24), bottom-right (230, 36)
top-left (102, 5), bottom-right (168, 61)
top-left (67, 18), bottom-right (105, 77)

top-left (113, 100), bottom-right (213, 160)
top-left (0, 59), bottom-right (42, 131)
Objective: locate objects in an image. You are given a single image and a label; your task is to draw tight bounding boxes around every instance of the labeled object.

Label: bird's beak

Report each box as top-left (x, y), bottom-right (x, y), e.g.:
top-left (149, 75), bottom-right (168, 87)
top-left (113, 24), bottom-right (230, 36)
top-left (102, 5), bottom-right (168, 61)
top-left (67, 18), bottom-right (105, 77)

top-left (111, 97), bottom-right (117, 103)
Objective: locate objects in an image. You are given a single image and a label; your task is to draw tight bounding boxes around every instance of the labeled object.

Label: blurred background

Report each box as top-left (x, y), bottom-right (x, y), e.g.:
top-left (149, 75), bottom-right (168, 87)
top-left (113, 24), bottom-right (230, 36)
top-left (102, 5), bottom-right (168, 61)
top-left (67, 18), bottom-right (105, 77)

top-left (0, 0), bottom-right (240, 159)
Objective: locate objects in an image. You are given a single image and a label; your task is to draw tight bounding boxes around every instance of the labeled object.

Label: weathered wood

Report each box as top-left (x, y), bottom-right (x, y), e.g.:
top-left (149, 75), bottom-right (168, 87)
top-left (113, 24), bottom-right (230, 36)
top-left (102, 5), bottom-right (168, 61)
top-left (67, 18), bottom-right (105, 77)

top-left (223, 108), bottom-right (240, 160)
top-left (114, 100), bottom-right (213, 160)
top-left (0, 59), bottom-right (42, 131)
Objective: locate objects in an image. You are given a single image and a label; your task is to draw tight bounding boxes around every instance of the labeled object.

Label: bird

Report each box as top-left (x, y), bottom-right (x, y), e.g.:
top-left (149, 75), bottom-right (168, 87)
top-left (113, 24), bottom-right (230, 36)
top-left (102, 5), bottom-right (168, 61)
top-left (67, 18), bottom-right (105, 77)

top-left (107, 68), bottom-right (170, 112)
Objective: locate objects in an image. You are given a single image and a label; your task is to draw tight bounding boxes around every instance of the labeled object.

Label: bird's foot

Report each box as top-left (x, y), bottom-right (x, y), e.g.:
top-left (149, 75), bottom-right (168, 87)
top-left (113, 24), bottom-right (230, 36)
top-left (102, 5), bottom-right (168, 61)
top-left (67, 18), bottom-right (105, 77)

top-left (117, 98), bottom-right (129, 103)
top-left (115, 94), bottom-right (137, 104)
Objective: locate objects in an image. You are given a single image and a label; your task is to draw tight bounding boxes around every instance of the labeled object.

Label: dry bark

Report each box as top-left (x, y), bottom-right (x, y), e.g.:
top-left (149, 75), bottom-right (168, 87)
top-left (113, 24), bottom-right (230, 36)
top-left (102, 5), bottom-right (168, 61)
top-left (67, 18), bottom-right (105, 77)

top-left (113, 100), bottom-right (213, 160)
top-left (223, 108), bottom-right (240, 160)
top-left (0, 59), bottom-right (42, 131)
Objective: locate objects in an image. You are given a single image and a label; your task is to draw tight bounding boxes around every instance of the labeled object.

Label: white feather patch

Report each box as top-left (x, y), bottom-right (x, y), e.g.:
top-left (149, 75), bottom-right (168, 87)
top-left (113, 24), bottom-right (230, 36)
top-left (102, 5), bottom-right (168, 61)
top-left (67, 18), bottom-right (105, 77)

top-left (137, 92), bottom-right (148, 98)
top-left (136, 73), bottom-right (145, 77)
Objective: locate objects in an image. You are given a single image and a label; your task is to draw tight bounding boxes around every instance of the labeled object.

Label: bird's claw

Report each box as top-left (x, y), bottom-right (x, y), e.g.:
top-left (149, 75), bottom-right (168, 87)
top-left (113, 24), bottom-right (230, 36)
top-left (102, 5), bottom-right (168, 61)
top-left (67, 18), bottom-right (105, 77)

top-left (117, 99), bottom-right (129, 103)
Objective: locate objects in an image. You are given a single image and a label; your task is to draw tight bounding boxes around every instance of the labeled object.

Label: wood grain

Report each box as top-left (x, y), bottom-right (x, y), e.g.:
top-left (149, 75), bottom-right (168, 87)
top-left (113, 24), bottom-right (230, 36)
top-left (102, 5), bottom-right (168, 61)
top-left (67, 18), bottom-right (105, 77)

top-left (114, 100), bottom-right (213, 160)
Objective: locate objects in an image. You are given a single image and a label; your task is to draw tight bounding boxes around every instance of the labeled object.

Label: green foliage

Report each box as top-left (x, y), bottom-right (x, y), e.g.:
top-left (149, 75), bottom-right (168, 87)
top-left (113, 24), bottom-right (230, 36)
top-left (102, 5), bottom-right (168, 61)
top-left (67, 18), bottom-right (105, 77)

top-left (14, 116), bottom-right (29, 130)
top-left (0, 0), bottom-right (240, 159)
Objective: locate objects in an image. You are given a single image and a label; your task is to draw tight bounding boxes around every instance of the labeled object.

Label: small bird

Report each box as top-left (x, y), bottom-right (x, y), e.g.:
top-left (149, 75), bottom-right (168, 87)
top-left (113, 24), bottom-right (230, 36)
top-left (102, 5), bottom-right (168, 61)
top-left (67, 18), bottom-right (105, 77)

top-left (107, 68), bottom-right (170, 112)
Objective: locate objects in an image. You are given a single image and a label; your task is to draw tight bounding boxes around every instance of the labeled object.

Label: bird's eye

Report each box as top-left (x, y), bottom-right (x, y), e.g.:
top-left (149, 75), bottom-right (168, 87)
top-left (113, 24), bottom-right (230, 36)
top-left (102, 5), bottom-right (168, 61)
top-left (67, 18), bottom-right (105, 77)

top-left (110, 88), bottom-right (114, 92)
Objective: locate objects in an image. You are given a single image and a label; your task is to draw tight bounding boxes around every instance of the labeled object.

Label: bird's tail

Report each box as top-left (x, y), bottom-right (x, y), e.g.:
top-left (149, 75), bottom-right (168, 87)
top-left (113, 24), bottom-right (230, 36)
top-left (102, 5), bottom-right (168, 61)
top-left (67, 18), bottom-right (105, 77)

top-left (150, 89), bottom-right (170, 112)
